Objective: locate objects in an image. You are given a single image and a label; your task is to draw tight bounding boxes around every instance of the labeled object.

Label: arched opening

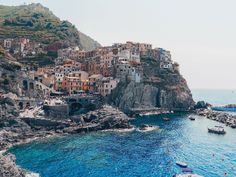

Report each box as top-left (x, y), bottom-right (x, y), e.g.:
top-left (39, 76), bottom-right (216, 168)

top-left (68, 98), bottom-right (77, 103)
top-left (23, 80), bottom-right (28, 90)
top-left (18, 102), bottom-right (24, 110)
top-left (29, 82), bottom-right (34, 90)
top-left (70, 103), bottom-right (82, 115)
top-left (26, 102), bottom-right (30, 108)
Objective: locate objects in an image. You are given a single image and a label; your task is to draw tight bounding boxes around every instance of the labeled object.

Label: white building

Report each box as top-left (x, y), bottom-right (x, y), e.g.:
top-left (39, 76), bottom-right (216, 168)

top-left (118, 48), bottom-right (140, 63)
top-left (158, 48), bottom-right (173, 69)
top-left (3, 39), bottom-right (13, 49)
top-left (160, 62), bottom-right (173, 69)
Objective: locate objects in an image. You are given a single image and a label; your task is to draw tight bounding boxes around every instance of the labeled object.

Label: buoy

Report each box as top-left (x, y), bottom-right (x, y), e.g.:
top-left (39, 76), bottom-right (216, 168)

top-left (224, 172), bottom-right (227, 175)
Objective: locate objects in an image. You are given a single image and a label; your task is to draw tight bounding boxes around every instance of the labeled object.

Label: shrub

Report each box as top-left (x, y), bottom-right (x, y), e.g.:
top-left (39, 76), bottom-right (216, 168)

top-left (3, 78), bottom-right (9, 85)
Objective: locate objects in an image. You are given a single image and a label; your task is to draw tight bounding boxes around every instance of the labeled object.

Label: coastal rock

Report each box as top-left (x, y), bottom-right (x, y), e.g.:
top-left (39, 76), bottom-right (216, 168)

top-left (194, 101), bottom-right (211, 109)
top-left (196, 109), bottom-right (236, 128)
top-left (0, 98), bottom-right (19, 122)
top-left (72, 105), bottom-right (132, 131)
top-left (109, 58), bottom-right (194, 112)
top-left (109, 81), bottom-right (194, 113)
top-left (109, 82), bottom-right (159, 112)
top-left (0, 154), bottom-right (24, 177)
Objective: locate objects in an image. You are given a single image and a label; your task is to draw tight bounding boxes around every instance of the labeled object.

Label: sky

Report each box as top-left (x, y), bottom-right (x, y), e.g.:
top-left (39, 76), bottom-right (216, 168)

top-left (1, 0), bottom-right (236, 89)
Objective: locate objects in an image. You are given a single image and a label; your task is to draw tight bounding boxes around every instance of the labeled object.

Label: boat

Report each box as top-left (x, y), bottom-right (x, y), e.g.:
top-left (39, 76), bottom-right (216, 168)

top-left (174, 174), bottom-right (203, 177)
top-left (163, 117), bottom-right (170, 121)
top-left (208, 126), bottom-right (226, 134)
top-left (137, 124), bottom-right (159, 132)
top-left (182, 168), bottom-right (193, 173)
top-left (188, 116), bottom-right (195, 121)
top-left (176, 161), bottom-right (188, 168)
top-left (139, 124), bottom-right (150, 130)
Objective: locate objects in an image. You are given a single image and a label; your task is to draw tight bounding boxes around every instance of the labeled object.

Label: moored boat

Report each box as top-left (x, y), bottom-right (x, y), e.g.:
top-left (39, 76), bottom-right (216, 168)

top-left (188, 116), bottom-right (195, 121)
top-left (182, 167), bottom-right (193, 173)
top-left (176, 161), bottom-right (188, 168)
top-left (163, 117), bottom-right (170, 121)
top-left (137, 124), bottom-right (159, 132)
top-left (208, 126), bottom-right (226, 134)
top-left (174, 174), bottom-right (203, 177)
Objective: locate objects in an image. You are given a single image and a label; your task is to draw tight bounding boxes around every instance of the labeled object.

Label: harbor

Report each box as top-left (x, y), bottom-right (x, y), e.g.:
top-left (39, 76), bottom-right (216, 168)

top-left (8, 114), bottom-right (236, 177)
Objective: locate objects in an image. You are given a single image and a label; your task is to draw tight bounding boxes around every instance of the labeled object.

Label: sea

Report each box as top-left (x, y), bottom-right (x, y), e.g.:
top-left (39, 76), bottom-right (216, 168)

top-left (9, 89), bottom-right (236, 177)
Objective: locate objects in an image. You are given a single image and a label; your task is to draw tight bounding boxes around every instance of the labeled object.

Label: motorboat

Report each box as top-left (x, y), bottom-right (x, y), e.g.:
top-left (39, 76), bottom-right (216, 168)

top-left (163, 117), bottom-right (170, 121)
top-left (188, 116), bottom-right (195, 121)
top-left (137, 124), bottom-right (159, 132)
top-left (176, 161), bottom-right (188, 168)
top-left (182, 168), bottom-right (193, 173)
top-left (208, 126), bottom-right (226, 134)
top-left (174, 174), bottom-right (203, 177)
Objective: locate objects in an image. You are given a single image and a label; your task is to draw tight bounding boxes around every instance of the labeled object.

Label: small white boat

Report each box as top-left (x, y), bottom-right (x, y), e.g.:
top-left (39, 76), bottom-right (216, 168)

top-left (174, 174), bottom-right (203, 177)
top-left (163, 117), bottom-right (170, 121)
top-left (208, 126), bottom-right (226, 134)
top-left (137, 124), bottom-right (159, 132)
top-left (176, 161), bottom-right (188, 168)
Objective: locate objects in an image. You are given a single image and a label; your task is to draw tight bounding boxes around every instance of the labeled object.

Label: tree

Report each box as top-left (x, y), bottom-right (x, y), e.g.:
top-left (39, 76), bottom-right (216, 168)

top-left (3, 78), bottom-right (9, 85)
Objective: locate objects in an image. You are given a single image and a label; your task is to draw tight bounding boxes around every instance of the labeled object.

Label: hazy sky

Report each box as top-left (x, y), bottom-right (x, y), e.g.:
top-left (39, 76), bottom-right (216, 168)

top-left (2, 0), bottom-right (236, 89)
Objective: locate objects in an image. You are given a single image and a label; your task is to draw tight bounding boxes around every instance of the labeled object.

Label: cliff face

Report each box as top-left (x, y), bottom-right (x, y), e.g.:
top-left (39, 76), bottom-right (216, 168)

top-left (109, 59), bottom-right (194, 112)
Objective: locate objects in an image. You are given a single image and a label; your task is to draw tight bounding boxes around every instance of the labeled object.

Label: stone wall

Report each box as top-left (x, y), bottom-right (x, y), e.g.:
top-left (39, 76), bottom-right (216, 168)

top-left (43, 105), bottom-right (69, 119)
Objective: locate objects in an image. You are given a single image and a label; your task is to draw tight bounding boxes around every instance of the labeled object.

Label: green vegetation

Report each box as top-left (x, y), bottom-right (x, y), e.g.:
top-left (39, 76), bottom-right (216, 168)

top-left (0, 3), bottom-right (101, 50)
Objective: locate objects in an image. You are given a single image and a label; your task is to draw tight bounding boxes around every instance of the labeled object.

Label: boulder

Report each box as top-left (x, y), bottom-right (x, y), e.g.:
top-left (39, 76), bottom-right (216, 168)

top-left (0, 154), bottom-right (25, 177)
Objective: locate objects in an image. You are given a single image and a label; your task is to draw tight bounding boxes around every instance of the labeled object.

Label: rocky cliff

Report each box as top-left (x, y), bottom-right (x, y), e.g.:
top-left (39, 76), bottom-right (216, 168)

top-left (109, 59), bottom-right (194, 113)
top-left (0, 154), bottom-right (25, 177)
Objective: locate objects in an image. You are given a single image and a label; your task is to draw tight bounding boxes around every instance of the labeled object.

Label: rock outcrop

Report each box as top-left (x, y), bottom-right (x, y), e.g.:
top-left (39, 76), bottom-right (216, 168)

top-left (109, 59), bottom-right (194, 113)
top-left (0, 105), bottom-right (132, 151)
top-left (194, 101), bottom-right (212, 109)
top-left (71, 105), bottom-right (132, 131)
top-left (196, 109), bottom-right (236, 128)
top-left (0, 154), bottom-right (24, 177)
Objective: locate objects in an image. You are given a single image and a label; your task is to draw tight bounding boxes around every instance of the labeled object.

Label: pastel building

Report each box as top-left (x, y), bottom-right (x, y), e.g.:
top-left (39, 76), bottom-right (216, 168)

top-left (97, 77), bottom-right (119, 96)
top-left (88, 74), bottom-right (103, 91)
top-left (64, 71), bottom-right (89, 94)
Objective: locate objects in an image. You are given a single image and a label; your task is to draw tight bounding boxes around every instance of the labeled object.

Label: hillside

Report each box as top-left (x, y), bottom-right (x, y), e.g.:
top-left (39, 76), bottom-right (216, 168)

top-left (0, 3), bottom-right (101, 50)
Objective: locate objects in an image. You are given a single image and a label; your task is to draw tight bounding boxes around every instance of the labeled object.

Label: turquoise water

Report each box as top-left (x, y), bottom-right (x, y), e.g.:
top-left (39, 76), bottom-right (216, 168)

top-left (10, 114), bottom-right (236, 177)
top-left (192, 89), bottom-right (236, 106)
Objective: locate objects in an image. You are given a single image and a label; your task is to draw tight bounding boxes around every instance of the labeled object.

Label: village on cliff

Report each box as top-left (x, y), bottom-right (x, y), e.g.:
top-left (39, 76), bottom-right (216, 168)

top-left (0, 38), bottom-right (177, 118)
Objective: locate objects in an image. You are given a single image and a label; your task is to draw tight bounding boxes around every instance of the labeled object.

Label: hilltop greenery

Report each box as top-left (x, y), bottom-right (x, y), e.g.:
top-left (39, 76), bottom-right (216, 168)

top-left (0, 3), bottom-right (100, 50)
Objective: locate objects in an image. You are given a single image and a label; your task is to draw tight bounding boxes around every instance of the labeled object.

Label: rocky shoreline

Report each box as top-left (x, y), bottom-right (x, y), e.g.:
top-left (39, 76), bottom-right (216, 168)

top-left (196, 109), bottom-right (236, 128)
top-left (0, 105), bottom-right (133, 177)
top-left (2, 103), bottom-right (236, 177)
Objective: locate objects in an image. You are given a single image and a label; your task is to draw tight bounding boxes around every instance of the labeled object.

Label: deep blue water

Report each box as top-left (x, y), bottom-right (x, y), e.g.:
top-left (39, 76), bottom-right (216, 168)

top-left (9, 114), bottom-right (236, 177)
